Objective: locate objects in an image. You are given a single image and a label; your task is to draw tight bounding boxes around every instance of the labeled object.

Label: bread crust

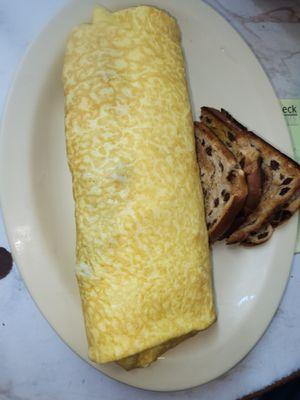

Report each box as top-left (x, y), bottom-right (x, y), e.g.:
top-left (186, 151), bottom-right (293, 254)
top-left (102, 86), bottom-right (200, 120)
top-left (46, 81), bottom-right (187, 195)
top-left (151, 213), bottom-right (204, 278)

top-left (242, 223), bottom-right (274, 246)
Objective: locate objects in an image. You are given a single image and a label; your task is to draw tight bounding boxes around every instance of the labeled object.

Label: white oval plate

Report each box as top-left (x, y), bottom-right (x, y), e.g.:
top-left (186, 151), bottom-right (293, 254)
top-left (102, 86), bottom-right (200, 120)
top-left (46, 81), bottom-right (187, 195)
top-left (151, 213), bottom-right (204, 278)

top-left (0, 0), bottom-right (296, 392)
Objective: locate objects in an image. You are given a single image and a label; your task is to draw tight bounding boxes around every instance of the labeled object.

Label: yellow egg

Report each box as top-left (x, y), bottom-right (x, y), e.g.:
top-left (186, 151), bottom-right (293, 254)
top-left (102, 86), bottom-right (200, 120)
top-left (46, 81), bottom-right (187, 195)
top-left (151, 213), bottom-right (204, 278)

top-left (63, 5), bottom-right (216, 369)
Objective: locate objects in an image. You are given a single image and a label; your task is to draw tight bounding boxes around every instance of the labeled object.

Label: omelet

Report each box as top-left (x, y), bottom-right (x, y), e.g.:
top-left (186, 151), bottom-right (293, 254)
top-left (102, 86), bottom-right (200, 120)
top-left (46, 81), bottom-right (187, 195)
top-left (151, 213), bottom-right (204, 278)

top-left (63, 5), bottom-right (216, 368)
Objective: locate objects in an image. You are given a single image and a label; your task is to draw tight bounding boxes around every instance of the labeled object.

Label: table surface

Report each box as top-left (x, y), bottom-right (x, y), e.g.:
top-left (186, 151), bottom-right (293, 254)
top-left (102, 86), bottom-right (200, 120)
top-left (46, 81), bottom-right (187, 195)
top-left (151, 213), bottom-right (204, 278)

top-left (1, 1), bottom-right (300, 399)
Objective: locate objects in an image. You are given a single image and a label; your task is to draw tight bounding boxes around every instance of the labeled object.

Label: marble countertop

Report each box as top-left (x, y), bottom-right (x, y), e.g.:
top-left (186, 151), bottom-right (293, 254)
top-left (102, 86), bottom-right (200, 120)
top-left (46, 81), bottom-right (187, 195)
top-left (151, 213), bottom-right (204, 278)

top-left (1, 1), bottom-right (300, 399)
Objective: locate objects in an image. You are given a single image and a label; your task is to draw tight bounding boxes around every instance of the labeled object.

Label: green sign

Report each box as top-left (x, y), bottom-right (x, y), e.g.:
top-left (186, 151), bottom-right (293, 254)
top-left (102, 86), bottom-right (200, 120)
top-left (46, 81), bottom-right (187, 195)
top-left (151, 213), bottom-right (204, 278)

top-left (280, 99), bottom-right (300, 253)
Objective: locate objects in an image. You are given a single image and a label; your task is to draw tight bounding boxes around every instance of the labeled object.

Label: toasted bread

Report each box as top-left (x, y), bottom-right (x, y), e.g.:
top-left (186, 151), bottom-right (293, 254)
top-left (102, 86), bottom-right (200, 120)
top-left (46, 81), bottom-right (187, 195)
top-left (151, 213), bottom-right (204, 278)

top-left (201, 108), bottom-right (300, 244)
top-left (195, 122), bottom-right (248, 242)
top-left (201, 107), bottom-right (263, 217)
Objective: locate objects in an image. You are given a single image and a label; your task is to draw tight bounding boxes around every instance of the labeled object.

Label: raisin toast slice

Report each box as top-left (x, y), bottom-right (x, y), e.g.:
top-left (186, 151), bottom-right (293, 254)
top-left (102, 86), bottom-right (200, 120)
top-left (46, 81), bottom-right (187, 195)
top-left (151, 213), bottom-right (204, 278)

top-left (203, 108), bottom-right (300, 244)
top-left (201, 107), bottom-right (263, 217)
top-left (195, 122), bottom-right (248, 242)
top-left (244, 188), bottom-right (300, 245)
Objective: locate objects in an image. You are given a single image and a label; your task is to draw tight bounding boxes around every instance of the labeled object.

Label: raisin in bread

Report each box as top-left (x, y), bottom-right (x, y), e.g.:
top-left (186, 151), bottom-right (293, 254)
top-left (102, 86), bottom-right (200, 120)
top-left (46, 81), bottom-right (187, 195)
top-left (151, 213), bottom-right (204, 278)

top-left (201, 107), bottom-right (263, 216)
top-left (195, 122), bottom-right (248, 242)
top-left (203, 108), bottom-right (300, 245)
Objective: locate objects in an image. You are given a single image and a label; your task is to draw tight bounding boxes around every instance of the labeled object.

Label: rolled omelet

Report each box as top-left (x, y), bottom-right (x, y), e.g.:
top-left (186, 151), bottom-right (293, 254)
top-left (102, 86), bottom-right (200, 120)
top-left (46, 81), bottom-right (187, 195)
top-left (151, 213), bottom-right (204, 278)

top-left (63, 5), bottom-right (216, 368)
